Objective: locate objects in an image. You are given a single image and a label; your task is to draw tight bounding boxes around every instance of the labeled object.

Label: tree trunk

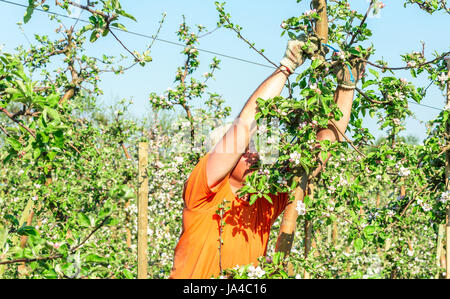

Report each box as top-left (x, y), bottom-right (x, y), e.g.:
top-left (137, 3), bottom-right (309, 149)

top-left (275, 0), bottom-right (329, 259)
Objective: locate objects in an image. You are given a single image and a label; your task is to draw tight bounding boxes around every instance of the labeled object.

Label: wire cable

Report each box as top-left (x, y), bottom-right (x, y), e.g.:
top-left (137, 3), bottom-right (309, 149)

top-left (0, 0), bottom-right (445, 112)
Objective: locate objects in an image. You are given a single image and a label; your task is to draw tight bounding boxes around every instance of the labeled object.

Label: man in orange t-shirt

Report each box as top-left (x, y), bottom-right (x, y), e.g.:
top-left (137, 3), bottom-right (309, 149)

top-left (170, 34), bottom-right (365, 279)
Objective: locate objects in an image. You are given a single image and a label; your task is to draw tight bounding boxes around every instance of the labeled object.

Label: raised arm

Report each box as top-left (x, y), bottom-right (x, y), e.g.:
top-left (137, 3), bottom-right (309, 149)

top-left (205, 34), bottom-right (319, 189)
top-left (206, 67), bottom-right (290, 189)
top-left (312, 56), bottom-right (368, 176)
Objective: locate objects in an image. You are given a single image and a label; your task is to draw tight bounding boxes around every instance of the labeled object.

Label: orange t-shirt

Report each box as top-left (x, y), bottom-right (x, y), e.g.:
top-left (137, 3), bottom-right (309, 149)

top-left (170, 153), bottom-right (288, 279)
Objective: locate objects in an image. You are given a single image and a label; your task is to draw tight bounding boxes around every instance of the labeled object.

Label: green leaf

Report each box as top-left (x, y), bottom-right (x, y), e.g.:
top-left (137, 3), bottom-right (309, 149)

top-left (121, 186), bottom-right (135, 200)
top-left (110, 22), bottom-right (127, 31)
top-left (90, 31), bottom-right (99, 43)
top-left (123, 269), bottom-right (134, 279)
top-left (105, 217), bottom-right (119, 226)
top-left (249, 194), bottom-right (259, 205)
top-left (85, 254), bottom-right (109, 264)
top-left (263, 194), bottom-right (273, 204)
top-left (24, 1), bottom-right (35, 24)
top-left (57, 244), bottom-right (69, 258)
top-left (47, 151), bottom-right (57, 161)
top-left (17, 225), bottom-right (39, 237)
top-left (279, 270), bottom-right (288, 279)
top-left (19, 199), bottom-right (34, 226)
top-left (118, 11), bottom-right (137, 22)
top-left (368, 69), bottom-right (379, 79)
top-left (45, 107), bottom-right (60, 123)
top-left (4, 88), bottom-right (22, 96)
top-left (111, 0), bottom-right (120, 9)
top-left (43, 269), bottom-right (58, 279)
top-left (33, 147), bottom-right (41, 159)
top-left (143, 55), bottom-right (152, 63)
top-left (320, 151), bottom-right (328, 163)
top-left (98, 208), bottom-right (111, 220)
top-left (363, 225), bottom-right (375, 236)
top-left (89, 15), bottom-right (98, 25)
top-left (354, 238), bottom-right (364, 251)
top-left (311, 59), bottom-right (323, 69)
top-left (78, 213), bottom-right (91, 227)
top-left (79, 24), bottom-right (95, 35)
top-left (6, 137), bottom-right (22, 151)
top-left (5, 215), bottom-right (19, 226)
top-left (288, 31), bottom-right (297, 40)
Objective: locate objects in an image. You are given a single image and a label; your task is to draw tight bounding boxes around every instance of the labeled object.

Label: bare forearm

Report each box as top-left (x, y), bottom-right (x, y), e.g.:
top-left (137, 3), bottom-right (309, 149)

top-left (238, 67), bottom-right (289, 129)
top-left (317, 87), bottom-right (354, 142)
top-left (312, 87), bottom-right (354, 177)
top-left (206, 67), bottom-right (290, 187)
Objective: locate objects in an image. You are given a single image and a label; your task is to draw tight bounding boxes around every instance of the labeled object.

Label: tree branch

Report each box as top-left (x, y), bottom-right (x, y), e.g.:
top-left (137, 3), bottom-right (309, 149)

top-left (364, 51), bottom-right (450, 71)
top-left (355, 86), bottom-right (393, 105)
top-left (0, 107), bottom-right (36, 138)
top-left (347, 0), bottom-right (374, 47)
top-left (0, 216), bottom-right (110, 266)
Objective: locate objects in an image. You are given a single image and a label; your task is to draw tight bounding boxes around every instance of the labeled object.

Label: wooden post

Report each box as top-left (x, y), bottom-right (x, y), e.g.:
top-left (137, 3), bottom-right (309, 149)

top-left (376, 191), bottom-right (381, 209)
top-left (275, 0), bottom-right (328, 258)
top-left (138, 142), bottom-right (149, 279)
top-left (444, 56), bottom-right (450, 279)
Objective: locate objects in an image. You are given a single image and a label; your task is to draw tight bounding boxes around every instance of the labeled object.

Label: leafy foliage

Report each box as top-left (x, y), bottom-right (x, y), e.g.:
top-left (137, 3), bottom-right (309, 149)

top-left (1, 0), bottom-right (449, 279)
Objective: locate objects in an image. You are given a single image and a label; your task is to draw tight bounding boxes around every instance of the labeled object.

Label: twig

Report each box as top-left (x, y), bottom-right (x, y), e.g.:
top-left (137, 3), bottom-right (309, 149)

top-left (384, 184), bottom-right (429, 231)
top-left (437, 144), bottom-right (450, 158)
top-left (329, 119), bottom-right (366, 158)
top-left (69, 216), bottom-right (110, 252)
top-left (108, 28), bottom-right (140, 62)
top-left (0, 216), bottom-right (110, 266)
top-left (355, 86), bottom-right (393, 105)
top-left (0, 107), bottom-right (36, 138)
top-left (364, 51), bottom-right (450, 71)
top-left (347, 0), bottom-right (374, 47)
top-left (218, 9), bottom-right (293, 98)
top-left (57, 0), bottom-right (109, 19)
top-left (217, 8), bottom-right (279, 68)
top-left (198, 26), bottom-right (220, 39)
top-left (0, 255), bottom-right (59, 266)
top-left (0, 123), bottom-right (10, 137)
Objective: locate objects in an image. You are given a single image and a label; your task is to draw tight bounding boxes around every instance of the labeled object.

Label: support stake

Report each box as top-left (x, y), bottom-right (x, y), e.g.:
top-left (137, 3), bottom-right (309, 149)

top-left (138, 142), bottom-right (149, 279)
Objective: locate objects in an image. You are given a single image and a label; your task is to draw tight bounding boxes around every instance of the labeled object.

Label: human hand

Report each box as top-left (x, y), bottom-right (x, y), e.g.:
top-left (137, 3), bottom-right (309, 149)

top-left (280, 34), bottom-right (321, 74)
top-left (332, 54), bottom-right (369, 89)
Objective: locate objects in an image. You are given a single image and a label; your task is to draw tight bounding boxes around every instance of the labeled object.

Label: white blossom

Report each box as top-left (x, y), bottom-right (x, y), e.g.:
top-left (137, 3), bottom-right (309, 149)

top-left (440, 191), bottom-right (450, 204)
top-left (247, 265), bottom-right (265, 279)
top-left (296, 201), bottom-right (306, 216)
top-left (437, 72), bottom-right (448, 84)
top-left (289, 152), bottom-right (301, 166)
top-left (398, 166), bottom-right (410, 177)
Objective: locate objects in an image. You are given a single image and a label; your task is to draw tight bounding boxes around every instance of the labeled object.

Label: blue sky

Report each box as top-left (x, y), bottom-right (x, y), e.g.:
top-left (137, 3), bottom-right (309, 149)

top-left (1, 0), bottom-right (449, 142)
